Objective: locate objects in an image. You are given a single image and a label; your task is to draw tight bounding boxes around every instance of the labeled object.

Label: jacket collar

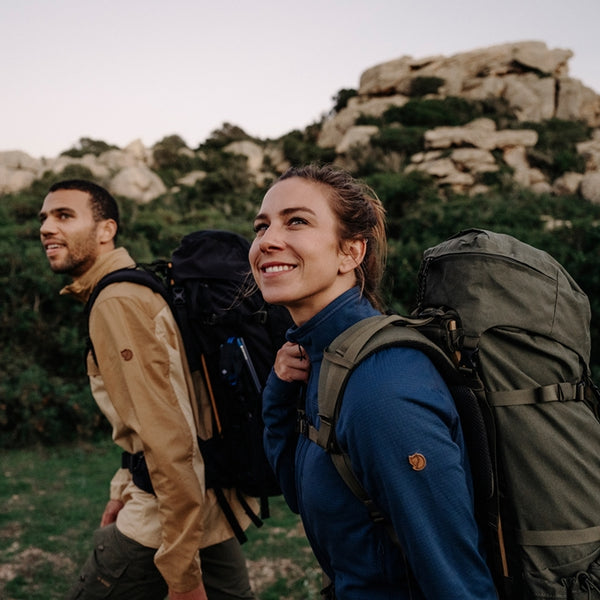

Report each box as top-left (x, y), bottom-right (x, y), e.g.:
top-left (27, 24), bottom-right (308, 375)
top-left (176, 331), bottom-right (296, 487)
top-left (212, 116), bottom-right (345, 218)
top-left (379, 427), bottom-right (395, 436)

top-left (286, 287), bottom-right (379, 362)
top-left (60, 247), bottom-right (136, 303)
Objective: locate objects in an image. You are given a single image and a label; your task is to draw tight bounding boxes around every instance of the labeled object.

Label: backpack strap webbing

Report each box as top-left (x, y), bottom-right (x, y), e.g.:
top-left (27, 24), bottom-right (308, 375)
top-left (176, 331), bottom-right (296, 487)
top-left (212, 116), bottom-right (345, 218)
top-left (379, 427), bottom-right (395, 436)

top-left (85, 266), bottom-right (257, 543)
top-left (309, 314), bottom-right (461, 451)
top-left (487, 381), bottom-right (585, 406)
top-left (307, 314), bottom-right (462, 537)
top-left (85, 267), bottom-right (169, 365)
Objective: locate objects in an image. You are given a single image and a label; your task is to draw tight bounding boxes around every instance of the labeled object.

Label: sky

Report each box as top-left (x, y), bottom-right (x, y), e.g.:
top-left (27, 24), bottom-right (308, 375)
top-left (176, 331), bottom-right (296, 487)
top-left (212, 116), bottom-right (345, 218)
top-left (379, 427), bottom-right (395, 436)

top-left (1, 0), bottom-right (598, 158)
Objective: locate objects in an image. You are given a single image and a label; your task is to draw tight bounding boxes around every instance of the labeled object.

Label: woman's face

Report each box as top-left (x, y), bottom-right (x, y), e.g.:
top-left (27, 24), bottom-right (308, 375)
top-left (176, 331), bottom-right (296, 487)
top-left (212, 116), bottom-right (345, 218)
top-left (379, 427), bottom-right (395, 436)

top-left (249, 177), bottom-right (360, 325)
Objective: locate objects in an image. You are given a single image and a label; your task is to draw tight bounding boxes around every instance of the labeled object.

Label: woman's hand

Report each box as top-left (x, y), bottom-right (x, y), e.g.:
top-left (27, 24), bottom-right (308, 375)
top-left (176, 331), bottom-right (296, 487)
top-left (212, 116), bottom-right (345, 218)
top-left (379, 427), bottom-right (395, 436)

top-left (274, 342), bottom-right (310, 383)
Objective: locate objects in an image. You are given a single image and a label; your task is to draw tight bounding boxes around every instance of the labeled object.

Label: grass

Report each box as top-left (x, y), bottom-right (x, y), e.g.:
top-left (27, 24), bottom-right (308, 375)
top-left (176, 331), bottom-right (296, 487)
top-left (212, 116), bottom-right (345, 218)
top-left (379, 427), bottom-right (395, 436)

top-left (0, 440), bottom-right (321, 599)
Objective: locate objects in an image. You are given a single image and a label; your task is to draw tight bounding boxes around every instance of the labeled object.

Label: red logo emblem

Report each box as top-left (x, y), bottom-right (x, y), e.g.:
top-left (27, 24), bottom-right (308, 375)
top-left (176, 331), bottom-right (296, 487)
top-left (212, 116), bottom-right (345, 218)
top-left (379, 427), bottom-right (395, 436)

top-left (408, 453), bottom-right (427, 471)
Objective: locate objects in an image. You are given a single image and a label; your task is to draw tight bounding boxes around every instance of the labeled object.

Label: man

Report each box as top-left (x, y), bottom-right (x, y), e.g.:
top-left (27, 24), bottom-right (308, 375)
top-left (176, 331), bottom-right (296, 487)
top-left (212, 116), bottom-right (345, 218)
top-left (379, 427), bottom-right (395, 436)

top-left (39, 179), bottom-right (255, 600)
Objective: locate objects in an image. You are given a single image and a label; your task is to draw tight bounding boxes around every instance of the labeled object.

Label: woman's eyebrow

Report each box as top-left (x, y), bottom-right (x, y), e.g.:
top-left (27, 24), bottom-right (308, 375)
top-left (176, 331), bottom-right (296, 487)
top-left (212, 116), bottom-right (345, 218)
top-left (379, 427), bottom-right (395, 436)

top-left (255, 206), bottom-right (317, 221)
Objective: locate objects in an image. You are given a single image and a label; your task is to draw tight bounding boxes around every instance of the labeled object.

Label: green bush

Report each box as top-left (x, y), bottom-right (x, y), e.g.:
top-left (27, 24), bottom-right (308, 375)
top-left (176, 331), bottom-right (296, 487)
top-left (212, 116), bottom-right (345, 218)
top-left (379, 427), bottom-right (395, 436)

top-left (408, 76), bottom-right (445, 97)
top-left (370, 126), bottom-right (426, 156)
top-left (201, 122), bottom-right (251, 150)
top-left (383, 96), bottom-right (481, 127)
top-left (60, 137), bottom-right (119, 158)
top-left (355, 114), bottom-right (383, 126)
top-left (524, 118), bottom-right (591, 179)
top-left (280, 129), bottom-right (335, 166)
top-left (332, 88), bottom-right (358, 113)
top-left (383, 96), bottom-right (519, 130)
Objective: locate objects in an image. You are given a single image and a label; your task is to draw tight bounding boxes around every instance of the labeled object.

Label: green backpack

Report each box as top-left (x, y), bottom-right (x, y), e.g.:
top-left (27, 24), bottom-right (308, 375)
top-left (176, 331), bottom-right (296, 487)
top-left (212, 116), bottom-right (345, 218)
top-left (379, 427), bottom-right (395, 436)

top-left (310, 228), bottom-right (600, 599)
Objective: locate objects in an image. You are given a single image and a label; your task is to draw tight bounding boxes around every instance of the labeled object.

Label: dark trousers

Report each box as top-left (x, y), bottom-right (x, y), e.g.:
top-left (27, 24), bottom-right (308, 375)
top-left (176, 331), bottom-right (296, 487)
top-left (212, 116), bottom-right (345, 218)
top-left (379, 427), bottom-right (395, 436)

top-left (67, 524), bottom-right (254, 600)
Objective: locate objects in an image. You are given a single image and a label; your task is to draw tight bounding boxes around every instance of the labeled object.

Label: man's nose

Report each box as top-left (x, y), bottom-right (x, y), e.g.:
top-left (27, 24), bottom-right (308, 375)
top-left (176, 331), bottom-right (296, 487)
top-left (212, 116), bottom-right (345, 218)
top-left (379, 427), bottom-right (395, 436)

top-left (40, 217), bottom-right (56, 235)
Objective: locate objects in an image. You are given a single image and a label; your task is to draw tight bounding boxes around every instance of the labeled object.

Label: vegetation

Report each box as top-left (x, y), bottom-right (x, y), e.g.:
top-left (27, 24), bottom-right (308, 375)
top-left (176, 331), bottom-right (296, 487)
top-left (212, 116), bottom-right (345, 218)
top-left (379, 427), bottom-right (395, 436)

top-left (524, 118), bottom-right (591, 180)
top-left (1, 83), bottom-right (600, 596)
top-left (331, 88), bottom-right (358, 113)
top-left (280, 126), bottom-right (336, 166)
top-left (408, 76), bottom-right (445, 97)
top-left (0, 441), bottom-right (321, 599)
top-left (61, 137), bottom-right (119, 158)
top-left (3, 159), bottom-right (599, 447)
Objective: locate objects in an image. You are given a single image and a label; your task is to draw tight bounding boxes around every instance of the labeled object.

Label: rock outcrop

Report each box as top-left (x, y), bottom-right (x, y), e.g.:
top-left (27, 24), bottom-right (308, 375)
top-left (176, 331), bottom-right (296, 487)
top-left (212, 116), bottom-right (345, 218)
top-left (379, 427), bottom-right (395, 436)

top-left (318, 41), bottom-right (600, 200)
top-left (1, 41), bottom-right (599, 203)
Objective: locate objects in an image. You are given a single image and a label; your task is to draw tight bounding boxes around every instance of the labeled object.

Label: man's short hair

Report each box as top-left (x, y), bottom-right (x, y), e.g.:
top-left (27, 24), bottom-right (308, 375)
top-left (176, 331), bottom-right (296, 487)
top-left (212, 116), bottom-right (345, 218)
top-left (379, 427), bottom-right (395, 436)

top-left (48, 179), bottom-right (120, 229)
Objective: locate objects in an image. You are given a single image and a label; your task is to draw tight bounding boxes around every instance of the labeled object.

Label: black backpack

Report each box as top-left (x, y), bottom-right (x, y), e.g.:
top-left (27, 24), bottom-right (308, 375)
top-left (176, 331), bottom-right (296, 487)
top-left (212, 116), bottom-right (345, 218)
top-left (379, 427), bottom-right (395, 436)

top-left (311, 229), bottom-right (600, 599)
top-left (86, 230), bottom-right (292, 543)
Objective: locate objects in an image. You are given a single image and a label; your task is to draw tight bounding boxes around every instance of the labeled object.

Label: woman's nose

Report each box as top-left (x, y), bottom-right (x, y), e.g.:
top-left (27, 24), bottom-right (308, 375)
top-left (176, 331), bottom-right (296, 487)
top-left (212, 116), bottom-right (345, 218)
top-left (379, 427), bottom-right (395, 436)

top-left (258, 226), bottom-right (284, 251)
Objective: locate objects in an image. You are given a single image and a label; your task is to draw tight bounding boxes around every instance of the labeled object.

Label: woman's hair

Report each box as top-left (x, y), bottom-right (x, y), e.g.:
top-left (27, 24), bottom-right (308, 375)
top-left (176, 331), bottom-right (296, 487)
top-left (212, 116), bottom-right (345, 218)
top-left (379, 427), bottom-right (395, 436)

top-left (277, 164), bottom-right (387, 310)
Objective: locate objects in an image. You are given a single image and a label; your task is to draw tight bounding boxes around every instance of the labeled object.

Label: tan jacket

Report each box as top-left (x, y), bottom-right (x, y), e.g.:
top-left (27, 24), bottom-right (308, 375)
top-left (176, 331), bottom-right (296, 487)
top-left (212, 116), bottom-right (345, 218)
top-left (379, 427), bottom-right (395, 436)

top-left (62, 247), bottom-right (257, 592)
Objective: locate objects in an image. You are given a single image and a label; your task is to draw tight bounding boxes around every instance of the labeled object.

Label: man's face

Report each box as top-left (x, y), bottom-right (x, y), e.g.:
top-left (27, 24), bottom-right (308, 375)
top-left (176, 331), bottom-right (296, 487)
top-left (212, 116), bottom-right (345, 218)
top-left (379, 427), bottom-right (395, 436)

top-left (39, 189), bottom-right (104, 277)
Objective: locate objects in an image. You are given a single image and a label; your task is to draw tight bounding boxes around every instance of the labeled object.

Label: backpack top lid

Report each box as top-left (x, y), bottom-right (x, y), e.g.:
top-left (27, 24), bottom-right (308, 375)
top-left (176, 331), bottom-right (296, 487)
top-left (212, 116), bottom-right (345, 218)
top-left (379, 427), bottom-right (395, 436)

top-left (416, 228), bottom-right (591, 366)
top-left (172, 230), bottom-right (252, 282)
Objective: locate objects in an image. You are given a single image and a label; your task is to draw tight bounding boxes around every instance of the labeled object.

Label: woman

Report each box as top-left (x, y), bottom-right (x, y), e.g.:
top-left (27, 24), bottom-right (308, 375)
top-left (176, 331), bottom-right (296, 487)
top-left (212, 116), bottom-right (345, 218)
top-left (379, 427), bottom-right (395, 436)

top-left (249, 165), bottom-right (496, 599)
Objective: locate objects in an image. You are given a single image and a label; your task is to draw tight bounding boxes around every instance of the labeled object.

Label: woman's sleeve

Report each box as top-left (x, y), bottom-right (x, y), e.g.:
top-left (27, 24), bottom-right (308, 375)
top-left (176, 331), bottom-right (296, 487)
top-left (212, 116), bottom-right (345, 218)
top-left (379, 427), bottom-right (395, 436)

top-left (261, 370), bottom-right (303, 513)
top-left (338, 347), bottom-right (496, 600)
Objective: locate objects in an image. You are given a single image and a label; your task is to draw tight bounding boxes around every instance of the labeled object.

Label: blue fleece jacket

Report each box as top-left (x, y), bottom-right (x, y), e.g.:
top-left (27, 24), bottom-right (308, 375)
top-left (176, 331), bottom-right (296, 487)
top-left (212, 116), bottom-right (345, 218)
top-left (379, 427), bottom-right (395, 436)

top-left (262, 288), bottom-right (496, 599)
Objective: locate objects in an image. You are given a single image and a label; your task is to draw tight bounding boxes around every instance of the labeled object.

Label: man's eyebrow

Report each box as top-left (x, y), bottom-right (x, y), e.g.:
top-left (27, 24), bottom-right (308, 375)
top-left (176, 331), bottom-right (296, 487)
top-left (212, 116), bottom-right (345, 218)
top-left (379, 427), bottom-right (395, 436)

top-left (39, 206), bottom-right (76, 218)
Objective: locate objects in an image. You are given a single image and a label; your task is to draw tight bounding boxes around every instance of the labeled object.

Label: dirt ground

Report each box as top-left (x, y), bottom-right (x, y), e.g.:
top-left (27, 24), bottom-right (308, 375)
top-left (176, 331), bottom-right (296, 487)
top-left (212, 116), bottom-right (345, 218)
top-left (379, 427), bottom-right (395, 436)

top-left (0, 544), bottom-right (319, 599)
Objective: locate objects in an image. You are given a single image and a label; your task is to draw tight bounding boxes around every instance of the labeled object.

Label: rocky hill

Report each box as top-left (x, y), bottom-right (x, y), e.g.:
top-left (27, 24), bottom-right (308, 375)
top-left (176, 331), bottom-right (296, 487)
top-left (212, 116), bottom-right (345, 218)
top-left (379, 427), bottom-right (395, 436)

top-left (1, 40), bottom-right (599, 203)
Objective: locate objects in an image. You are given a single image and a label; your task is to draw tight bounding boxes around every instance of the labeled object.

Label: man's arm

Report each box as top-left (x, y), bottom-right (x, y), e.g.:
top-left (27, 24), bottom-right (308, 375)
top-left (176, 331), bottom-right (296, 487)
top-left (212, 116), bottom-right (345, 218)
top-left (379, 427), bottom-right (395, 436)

top-left (90, 289), bottom-right (206, 592)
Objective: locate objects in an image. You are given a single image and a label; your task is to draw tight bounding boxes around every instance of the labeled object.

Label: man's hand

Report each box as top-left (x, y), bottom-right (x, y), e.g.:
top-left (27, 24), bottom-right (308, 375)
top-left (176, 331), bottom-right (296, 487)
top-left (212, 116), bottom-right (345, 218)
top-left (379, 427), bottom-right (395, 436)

top-left (169, 584), bottom-right (208, 600)
top-left (100, 499), bottom-right (124, 527)
top-left (274, 342), bottom-right (310, 383)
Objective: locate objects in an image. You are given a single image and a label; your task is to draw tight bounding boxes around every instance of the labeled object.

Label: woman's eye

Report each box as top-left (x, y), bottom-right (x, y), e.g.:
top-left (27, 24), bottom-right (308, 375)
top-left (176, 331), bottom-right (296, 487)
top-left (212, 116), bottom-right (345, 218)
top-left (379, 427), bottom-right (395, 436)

top-left (253, 222), bottom-right (268, 234)
top-left (289, 217), bottom-right (307, 226)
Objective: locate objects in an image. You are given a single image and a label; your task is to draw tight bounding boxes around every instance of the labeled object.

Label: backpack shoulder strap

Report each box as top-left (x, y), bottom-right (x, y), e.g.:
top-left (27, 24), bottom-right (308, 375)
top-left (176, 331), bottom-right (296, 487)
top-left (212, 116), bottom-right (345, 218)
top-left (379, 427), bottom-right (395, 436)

top-left (85, 267), bottom-right (169, 316)
top-left (85, 266), bottom-right (170, 364)
top-left (309, 313), bottom-right (459, 544)
top-left (311, 314), bottom-right (459, 452)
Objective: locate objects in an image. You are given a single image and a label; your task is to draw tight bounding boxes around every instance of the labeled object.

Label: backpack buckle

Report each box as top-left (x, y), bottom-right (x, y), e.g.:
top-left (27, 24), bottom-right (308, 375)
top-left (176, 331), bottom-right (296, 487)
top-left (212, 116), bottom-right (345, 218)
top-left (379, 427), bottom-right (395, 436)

top-left (172, 286), bottom-right (185, 305)
top-left (297, 413), bottom-right (308, 435)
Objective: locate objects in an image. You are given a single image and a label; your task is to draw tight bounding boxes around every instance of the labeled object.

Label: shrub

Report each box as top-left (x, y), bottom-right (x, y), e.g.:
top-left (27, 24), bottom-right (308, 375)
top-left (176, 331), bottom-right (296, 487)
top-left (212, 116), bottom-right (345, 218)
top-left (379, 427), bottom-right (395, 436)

top-left (332, 88), bottom-right (358, 113)
top-left (408, 76), bottom-right (445, 97)
top-left (280, 129), bottom-right (335, 166)
top-left (60, 137), bottom-right (119, 158)
top-left (355, 114), bottom-right (383, 126)
top-left (153, 134), bottom-right (193, 168)
top-left (383, 96), bottom-right (480, 127)
top-left (202, 122), bottom-right (250, 150)
top-left (524, 118), bottom-right (591, 179)
top-left (371, 126), bottom-right (426, 156)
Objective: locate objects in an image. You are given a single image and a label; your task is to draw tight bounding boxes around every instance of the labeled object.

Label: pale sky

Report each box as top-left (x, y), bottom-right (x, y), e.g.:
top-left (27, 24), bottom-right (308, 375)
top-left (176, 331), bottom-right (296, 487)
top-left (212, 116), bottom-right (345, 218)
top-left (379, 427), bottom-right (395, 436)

top-left (2, 0), bottom-right (598, 158)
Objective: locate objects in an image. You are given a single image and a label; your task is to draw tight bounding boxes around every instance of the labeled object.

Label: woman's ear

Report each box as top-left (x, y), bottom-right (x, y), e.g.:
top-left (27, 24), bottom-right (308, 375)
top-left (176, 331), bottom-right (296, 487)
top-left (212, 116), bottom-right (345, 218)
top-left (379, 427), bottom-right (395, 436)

top-left (339, 238), bottom-right (367, 275)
